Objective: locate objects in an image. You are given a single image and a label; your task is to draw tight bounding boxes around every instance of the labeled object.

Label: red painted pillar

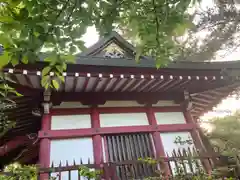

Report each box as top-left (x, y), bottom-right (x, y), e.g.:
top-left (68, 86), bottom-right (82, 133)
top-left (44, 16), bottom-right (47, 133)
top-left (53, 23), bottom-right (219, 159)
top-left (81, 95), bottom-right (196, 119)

top-left (91, 107), bottom-right (103, 164)
top-left (184, 111), bottom-right (212, 174)
top-left (146, 107), bottom-right (170, 176)
top-left (39, 114), bottom-right (51, 180)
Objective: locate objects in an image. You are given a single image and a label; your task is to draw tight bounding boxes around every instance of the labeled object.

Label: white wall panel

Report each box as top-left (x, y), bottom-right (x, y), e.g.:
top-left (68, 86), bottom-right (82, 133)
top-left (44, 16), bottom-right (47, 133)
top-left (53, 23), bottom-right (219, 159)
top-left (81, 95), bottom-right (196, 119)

top-left (53, 102), bottom-right (90, 108)
top-left (152, 101), bottom-right (179, 107)
top-left (50, 138), bottom-right (94, 180)
top-left (160, 132), bottom-right (196, 174)
top-left (100, 113), bottom-right (149, 127)
top-left (99, 101), bottom-right (144, 107)
top-left (160, 132), bottom-right (194, 154)
top-left (155, 112), bottom-right (186, 125)
top-left (51, 115), bottom-right (91, 130)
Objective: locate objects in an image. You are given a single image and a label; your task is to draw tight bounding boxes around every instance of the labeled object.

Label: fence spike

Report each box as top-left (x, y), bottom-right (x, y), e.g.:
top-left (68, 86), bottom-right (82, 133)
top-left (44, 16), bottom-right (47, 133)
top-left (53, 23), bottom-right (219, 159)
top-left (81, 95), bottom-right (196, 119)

top-left (187, 147), bottom-right (192, 157)
top-left (177, 148), bottom-right (183, 157)
top-left (73, 159), bottom-right (76, 166)
top-left (66, 160), bottom-right (69, 167)
top-left (88, 158), bottom-right (90, 164)
top-left (59, 161), bottom-right (62, 167)
top-left (182, 148), bottom-right (187, 156)
top-left (80, 158), bottom-right (83, 164)
top-left (172, 149), bottom-right (177, 158)
top-left (51, 161), bottom-right (54, 168)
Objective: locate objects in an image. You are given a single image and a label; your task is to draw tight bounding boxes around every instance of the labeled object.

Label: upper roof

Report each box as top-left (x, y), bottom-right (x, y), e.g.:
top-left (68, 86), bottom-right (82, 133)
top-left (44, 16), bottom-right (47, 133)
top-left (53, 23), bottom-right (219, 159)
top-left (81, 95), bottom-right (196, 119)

top-left (35, 31), bottom-right (240, 70)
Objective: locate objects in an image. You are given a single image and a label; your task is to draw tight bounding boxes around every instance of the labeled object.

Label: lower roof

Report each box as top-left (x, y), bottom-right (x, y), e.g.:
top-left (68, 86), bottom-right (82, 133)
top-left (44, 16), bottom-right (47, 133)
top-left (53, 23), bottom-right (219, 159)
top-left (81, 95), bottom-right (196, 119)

top-left (1, 60), bottom-right (240, 167)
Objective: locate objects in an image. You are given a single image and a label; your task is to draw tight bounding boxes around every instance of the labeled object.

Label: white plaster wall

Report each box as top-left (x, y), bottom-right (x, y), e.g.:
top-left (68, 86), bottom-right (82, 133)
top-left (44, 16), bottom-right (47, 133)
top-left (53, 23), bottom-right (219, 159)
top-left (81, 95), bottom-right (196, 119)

top-left (98, 100), bottom-right (179, 107)
top-left (100, 113), bottom-right (149, 127)
top-left (160, 132), bottom-right (194, 154)
top-left (152, 101), bottom-right (179, 107)
top-left (50, 138), bottom-right (94, 180)
top-left (155, 112), bottom-right (186, 125)
top-left (51, 115), bottom-right (91, 130)
top-left (99, 101), bottom-right (144, 107)
top-left (160, 132), bottom-right (197, 174)
top-left (53, 102), bottom-right (90, 109)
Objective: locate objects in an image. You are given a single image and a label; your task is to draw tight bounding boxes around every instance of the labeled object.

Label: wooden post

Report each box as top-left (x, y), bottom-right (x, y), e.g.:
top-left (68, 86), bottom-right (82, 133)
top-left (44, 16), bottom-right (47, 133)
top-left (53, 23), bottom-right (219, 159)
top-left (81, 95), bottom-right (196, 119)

top-left (39, 92), bottom-right (52, 180)
top-left (39, 114), bottom-right (51, 180)
top-left (184, 111), bottom-right (212, 174)
top-left (39, 114), bottom-right (51, 167)
top-left (91, 107), bottom-right (103, 165)
top-left (146, 107), bottom-right (171, 176)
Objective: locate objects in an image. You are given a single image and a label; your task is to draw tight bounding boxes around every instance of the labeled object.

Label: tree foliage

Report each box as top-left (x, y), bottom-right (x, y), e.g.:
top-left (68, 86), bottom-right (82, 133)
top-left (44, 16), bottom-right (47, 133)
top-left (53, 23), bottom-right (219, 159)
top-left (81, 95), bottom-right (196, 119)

top-left (205, 111), bottom-right (240, 157)
top-left (122, 0), bottom-right (240, 61)
top-left (177, 0), bottom-right (240, 61)
top-left (0, 0), bottom-right (197, 74)
top-left (0, 0), bottom-right (199, 136)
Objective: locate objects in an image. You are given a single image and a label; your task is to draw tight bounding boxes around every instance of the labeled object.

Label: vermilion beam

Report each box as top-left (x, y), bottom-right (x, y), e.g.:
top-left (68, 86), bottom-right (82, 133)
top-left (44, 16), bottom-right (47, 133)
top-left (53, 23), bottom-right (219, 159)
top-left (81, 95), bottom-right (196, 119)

top-left (38, 124), bottom-right (197, 139)
top-left (91, 108), bottom-right (103, 164)
top-left (39, 114), bottom-right (51, 168)
top-left (50, 106), bottom-right (182, 115)
top-left (146, 107), bottom-right (171, 175)
top-left (184, 111), bottom-right (212, 174)
top-left (50, 92), bottom-right (184, 103)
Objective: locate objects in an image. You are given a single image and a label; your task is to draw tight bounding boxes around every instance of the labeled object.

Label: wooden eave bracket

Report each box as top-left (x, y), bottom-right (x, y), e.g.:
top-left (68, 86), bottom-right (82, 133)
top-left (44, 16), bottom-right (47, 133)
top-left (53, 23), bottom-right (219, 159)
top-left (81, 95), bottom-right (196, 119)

top-left (42, 89), bottom-right (52, 114)
top-left (183, 90), bottom-right (193, 111)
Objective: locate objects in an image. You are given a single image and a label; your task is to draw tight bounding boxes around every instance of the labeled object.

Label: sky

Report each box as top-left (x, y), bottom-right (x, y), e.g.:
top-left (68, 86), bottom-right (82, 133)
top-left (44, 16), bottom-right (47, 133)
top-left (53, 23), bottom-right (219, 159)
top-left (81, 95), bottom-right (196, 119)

top-left (80, 0), bottom-right (240, 122)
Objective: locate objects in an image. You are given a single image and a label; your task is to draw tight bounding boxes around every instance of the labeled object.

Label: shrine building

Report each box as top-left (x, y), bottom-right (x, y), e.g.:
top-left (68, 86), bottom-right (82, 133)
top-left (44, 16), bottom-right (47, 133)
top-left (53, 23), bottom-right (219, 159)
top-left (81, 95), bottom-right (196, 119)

top-left (0, 31), bottom-right (240, 178)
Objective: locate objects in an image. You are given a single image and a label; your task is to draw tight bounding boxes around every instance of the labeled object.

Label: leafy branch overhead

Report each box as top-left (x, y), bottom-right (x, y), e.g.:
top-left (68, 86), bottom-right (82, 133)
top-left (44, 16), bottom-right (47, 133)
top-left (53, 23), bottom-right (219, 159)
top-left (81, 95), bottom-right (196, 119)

top-left (0, 0), bottom-right (196, 77)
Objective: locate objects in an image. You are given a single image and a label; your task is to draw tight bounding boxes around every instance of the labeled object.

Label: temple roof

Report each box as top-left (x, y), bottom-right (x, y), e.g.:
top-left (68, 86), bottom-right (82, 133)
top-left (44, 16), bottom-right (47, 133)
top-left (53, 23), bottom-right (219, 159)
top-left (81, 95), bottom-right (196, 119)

top-left (1, 31), bottom-right (240, 167)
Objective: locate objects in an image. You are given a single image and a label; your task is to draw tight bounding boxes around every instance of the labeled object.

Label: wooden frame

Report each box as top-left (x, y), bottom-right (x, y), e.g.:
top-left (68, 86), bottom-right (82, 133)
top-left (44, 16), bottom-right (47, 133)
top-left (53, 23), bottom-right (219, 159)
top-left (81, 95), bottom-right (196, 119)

top-left (39, 105), bottom-right (205, 176)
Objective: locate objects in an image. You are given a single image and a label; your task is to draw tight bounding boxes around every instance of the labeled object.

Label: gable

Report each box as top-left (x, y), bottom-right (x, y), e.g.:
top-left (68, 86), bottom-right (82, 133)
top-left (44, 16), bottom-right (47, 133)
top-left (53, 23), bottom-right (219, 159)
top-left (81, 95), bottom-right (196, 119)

top-left (79, 31), bottom-right (136, 59)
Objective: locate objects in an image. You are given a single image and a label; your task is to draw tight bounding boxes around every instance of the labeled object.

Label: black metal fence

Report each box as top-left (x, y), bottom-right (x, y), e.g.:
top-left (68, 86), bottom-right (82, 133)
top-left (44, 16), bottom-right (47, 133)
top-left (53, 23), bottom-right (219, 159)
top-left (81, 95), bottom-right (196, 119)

top-left (1, 148), bottom-right (240, 179)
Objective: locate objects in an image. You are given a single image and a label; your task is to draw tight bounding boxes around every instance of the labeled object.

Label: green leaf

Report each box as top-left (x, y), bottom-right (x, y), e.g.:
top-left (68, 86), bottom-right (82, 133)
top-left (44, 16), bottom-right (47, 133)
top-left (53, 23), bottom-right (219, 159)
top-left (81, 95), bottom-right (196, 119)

top-left (0, 52), bottom-right (10, 69)
top-left (19, 8), bottom-right (29, 19)
top-left (15, 91), bottom-right (22, 96)
top-left (173, 23), bottom-right (187, 36)
top-left (62, 54), bottom-right (75, 63)
top-left (42, 66), bottom-right (51, 76)
top-left (41, 76), bottom-right (49, 87)
top-left (70, 45), bottom-right (77, 53)
top-left (0, 16), bottom-right (14, 23)
top-left (52, 79), bottom-right (59, 90)
top-left (75, 40), bottom-right (86, 51)
top-left (22, 55), bottom-right (28, 64)
top-left (58, 76), bottom-right (65, 82)
top-left (56, 65), bottom-right (62, 72)
top-left (135, 45), bottom-right (143, 63)
top-left (11, 56), bottom-right (19, 66)
top-left (35, 25), bottom-right (45, 34)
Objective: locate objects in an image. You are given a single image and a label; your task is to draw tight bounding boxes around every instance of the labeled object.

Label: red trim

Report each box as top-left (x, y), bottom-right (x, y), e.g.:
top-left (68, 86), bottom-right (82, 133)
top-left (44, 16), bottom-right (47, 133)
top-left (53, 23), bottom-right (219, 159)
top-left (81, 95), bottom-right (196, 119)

top-left (39, 124), bottom-right (197, 139)
top-left (146, 107), bottom-right (171, 175)
top-left (184, 111), bottom-right (211, 174)
top-left (183, 111), bottom-right (195, 124)
top-left (51, 106), bottom-right (182, 115)
top-left (146, 107), bottom-right (157, 125)
top-left (39, 114), bottom-right (51, 168)
top-left (91, 108), bottom-right (103, 164)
